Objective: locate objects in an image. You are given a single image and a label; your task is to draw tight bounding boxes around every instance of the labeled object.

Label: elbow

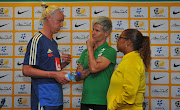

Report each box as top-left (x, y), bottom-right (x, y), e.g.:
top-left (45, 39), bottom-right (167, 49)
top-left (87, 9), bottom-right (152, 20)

top-left (22, 65), bottom-right (29, 76)
top-left (89, 67), bottom-right (97, 73)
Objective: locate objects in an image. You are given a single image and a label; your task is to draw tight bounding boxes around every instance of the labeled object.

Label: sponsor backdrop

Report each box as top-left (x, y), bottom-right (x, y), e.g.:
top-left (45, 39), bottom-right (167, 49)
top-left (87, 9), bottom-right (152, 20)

top-left (0, 1), bottom-right (180, 110)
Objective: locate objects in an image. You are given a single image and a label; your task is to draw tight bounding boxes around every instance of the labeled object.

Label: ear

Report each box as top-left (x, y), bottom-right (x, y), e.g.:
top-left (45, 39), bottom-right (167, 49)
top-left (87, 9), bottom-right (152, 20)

top-left (104, 31), bottom-right (110, 37)
top-left (46, 14), bottom-right (51, 20)
top-left (126, 39), bottom-right (132, 46)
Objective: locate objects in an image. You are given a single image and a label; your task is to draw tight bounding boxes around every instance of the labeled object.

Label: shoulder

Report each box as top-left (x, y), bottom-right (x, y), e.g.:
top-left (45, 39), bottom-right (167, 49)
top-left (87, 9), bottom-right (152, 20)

top-left (103, 46), bottom-right (117, 55)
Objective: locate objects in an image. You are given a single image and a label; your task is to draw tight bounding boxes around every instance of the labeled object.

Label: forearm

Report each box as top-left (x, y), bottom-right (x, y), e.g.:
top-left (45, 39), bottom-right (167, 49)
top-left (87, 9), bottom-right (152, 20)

top-left (61, 62), bottom-right (70, 69)
top-left (87, 47), bottom-right (98, 73)
top-left (22, 65), bottom-right (56, 78)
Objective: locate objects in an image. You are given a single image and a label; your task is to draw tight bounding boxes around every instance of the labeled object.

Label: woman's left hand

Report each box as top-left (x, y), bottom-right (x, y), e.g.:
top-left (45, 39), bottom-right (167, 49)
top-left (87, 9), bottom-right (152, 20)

top-left (86, 38), bottom-right (95, 48)
top-left (62, 52), bottom-right (71, 63)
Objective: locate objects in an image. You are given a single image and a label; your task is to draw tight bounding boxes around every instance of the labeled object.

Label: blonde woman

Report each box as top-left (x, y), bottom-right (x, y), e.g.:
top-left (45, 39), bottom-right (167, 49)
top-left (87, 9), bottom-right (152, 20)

top-left (22, 3), bottom-right (71, 110)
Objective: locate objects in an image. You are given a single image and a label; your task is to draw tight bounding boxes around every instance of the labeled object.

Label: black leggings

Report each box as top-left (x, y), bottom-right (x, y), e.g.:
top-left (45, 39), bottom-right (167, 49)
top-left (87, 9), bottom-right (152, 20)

top-left (81, 103), bottom-right (107, 110)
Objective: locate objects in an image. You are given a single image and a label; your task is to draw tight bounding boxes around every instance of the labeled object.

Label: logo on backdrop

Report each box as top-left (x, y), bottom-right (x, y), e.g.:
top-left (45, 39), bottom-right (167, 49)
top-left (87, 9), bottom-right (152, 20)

top-left (111, 7), bottom-right (128, 18)
top-left (0, 7), bottom-right (12, 18)
top-left (131, 20), bottom-right (148, 31)
top-left (150, 33), bottom-right (168, 44)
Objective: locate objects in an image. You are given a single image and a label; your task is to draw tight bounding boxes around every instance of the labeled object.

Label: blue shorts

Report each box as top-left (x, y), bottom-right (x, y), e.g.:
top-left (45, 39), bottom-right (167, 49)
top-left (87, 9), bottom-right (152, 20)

top-left (42, 105), bottom-right (63, 110)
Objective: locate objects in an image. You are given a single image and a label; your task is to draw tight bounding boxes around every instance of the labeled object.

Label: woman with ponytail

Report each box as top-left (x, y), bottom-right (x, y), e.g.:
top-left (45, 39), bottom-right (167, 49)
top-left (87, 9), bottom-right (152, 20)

top-left (23, 3), bottom-right (71, 110)
top-left (107, 29), bottom-right (151, 110)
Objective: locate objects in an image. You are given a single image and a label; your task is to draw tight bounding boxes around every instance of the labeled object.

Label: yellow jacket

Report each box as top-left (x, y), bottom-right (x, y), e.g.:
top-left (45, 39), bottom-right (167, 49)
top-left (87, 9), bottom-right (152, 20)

top-left (107, 51), bottom-right (146, 110)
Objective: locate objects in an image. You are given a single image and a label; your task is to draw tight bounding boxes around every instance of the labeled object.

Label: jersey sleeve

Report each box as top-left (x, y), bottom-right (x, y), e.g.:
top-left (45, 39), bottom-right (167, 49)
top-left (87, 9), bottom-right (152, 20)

top-left (77, 49), bottom-right (87, 64)
top-left (102, 47), bottom-right (117, 65)
top-left (23, 35), bottom-right (42, 66)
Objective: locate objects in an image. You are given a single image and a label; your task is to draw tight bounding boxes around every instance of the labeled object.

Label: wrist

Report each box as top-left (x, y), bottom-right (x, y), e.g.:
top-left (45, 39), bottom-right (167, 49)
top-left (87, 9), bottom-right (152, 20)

top-left (48, 71), bottom-right (56, 78)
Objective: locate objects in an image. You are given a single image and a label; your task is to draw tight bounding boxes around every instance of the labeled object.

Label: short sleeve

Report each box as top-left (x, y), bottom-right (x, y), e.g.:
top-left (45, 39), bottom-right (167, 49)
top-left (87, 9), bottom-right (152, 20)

top-left (102, 47), bottom-right (117, 64)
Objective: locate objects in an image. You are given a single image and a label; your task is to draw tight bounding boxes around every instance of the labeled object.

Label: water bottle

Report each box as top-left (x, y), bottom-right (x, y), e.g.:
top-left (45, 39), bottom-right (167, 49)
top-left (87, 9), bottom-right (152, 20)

top-left (65, 72), bottom-right (81, 80)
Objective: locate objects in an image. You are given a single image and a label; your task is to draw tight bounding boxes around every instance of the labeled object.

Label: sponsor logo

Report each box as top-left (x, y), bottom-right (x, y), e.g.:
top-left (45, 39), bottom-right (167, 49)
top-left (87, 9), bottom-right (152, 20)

top-left (174, 47), bottom-right (180, 55)
top-left (171, 23), bottom-right (180, 28)
top-left (0, 59), bottom-right (9, 66)
top-left (76, 8), bottom-right (86, 14)
top-left (151, 36), bottom-right (168, 41)
top-left (173, 11), bottom-right (180, 15)
top-left (177, 35), bottom-right (180, 40)
top-left (78, 46), bottom-right (84, 52)
top-left (20, 84), bottom-right (25, 91)
top-left (58, 48), bottom-right (70, 53)
top-left (17, 10), bottom-right (29, 14)
top-left (117, 20), bottom-right (122, 27)
top-left (134, 21), bottom-right (144, 27)
top-left (73, 35), bottom-right (89, 40)
top-left (35, 10), bottom-right (41, 14)
top-left (0, 8), bottom-right (11, 18)
top-left (112, 10), bottom-right (128, 14)
top-left (153, 76), bottom-right (165, 80)
top-left (154, 8), bottom-right (164, 15)
top-left (17, 62), bottom-right (23, 66)
top-left (174, 64), bottom-right (180, 67)
top-left (18, 46), bottom-right (26, 53)
top-left (15, 74), bottom-right (28, 78)
top-left (152, 89), bottom-right (168, 93)
top-left (47, 49), bottom-right (53, 53)
top-left (115, 34), bottom-right (120, 40)
top-left (0, 98), bottom-right (6, 108)
top-left (63, 99), bottom-right (70, 104)
top-left (175, 101), bottom-right (180, 107)
top-left (157, 100), bottom-right (163, 106)
top-left (94, 10), bottom-right (104, 14)
top-left (20, 33), bottom-right (26, 39)
top-left (16, 22), bottom-right (31, 26)
top-left (154, 60), bottom-right (165, 68)
top-left (1, 46), bottom-right (7, 52)
top-left (0, 8), bottom-right (9, 14)
top-left (157, 47), bottom-right (162, 53)
top-left (143, 101), bottom-right (148, 109)
top-left (73, 87), bottom-right (83, 91)
top-left (0, 74), bottom-right (9, 79)
top-left (153, 24), bottom-right (164, 28)
top-left (0, 23), bottom-right (8, 28)
top-left (172, 76), bottom-right (180, 81)
top-left (136, 8), bottom-right (142, 14)
top-left (0, 86), bottom-right (11, 91)
top-left (18, 98), bottom-right (27, 104)
top-left (0, 34), bottom-right (12, 40)
top-left (75, 23), bottom-right (86, 27)
top-left (56, 36), bottom-right (67, 40)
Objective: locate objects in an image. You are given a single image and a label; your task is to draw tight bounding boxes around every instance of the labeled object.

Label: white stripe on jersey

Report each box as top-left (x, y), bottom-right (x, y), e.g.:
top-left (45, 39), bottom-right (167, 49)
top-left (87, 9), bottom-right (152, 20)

top-left (29, 32), bottom-right (42, 65)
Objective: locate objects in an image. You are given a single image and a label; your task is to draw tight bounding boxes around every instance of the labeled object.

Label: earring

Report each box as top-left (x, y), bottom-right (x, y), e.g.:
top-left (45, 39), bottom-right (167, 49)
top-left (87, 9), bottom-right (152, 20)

top-left (126, 45), bottom-right (127, 47)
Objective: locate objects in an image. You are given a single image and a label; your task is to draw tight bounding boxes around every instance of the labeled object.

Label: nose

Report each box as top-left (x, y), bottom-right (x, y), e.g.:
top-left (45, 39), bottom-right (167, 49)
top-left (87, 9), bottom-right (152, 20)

top-left (60, 22), bottom-right (63, 27)
top-left (92, 30), bottom-right (95, 35)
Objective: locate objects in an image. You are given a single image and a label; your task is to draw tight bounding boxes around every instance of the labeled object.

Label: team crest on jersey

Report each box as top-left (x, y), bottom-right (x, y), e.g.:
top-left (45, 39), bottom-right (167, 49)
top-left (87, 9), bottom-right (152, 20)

top-left (98, 48), bottom-right (106, 57)
top-left (47, 49), bottom-right (54, 57)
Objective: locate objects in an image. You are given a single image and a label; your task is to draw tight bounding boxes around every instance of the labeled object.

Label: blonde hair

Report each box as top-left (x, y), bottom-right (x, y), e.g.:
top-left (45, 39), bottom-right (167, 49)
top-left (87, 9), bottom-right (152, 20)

top-left (92, 16), bottom-right (112, 34)
top-left (39, 3), bottom-right (60, 23)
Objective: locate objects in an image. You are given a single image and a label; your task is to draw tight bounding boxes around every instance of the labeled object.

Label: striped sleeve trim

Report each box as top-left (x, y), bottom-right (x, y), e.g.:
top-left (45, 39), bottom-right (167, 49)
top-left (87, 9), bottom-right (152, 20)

top-left (29, 32), bottom-right (42, 65)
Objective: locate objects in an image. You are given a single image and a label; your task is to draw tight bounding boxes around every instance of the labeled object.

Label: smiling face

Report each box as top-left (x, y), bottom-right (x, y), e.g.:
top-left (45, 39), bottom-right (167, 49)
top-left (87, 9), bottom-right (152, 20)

top-left (48, 10), bottom-right (64, 34)
top-left (92, 23), bottom-right (108, 43)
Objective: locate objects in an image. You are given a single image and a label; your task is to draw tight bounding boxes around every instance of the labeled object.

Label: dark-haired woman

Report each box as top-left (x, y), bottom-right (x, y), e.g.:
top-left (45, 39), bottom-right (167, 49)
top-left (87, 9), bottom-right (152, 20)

top-left (107, 29), bottom-right (151, 110)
